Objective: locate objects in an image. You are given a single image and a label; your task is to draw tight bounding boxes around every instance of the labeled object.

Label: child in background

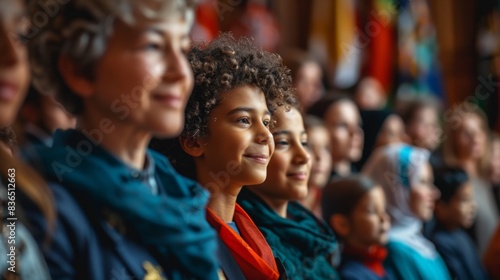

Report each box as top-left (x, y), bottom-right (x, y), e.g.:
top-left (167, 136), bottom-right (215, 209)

top-left (301, 115), bottom-right (332, 217)
top-left (237, 105), bottom-right (339, 279)
top-left (308, 94), bottom-right (364, 178)
top-left (363, 144), bottom-right (451, 280)
top-left (322, 175), bottom-right (394, 280)
top-left (442, 104), bottom-right (498, 256)
top-left (161, 34), bottom-right (296, 280)
top-left (429, 166), bottom-right (487, 280)
top-left (20, 0), bottom-right (220, 279)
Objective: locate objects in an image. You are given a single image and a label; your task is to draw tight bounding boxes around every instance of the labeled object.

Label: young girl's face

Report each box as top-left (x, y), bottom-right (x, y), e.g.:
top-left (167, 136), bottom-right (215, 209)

top-left (409, 163), bottom-right (440, 221)
top-left (346, 186), bottom-right (391, 248)
top-left (324, 100), bottom-right (363, 163)
top-left (251, 107), bottom-right (311, 200)
top-left (197, 85), bottom-right (274, 188)
top-left (447, 183), bottom-right (476, 228)
top-left (408, 107), bottom-right (441, 150)
top-left (0, 0), bottom-right (29, 127)
top-left (307, 126), bottom-right (332, 188)
top-left (83, 17), bottom-right (193, 137)
top-left (454, 113), bottom-right (487, 161)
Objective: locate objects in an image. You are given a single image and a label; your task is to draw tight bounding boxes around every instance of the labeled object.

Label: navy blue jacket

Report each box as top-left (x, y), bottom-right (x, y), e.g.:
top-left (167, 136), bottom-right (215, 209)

top-left (429, 227), bottom-right (488, 280)
top-left (340, 259), bottom-right (396, 280)
top-left (21, 181), bottom-right (167, 280)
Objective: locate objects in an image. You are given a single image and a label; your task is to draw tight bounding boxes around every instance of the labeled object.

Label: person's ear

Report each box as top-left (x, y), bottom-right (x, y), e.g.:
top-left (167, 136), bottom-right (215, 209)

top-left (180, 136), bottom-right (204, 157)
top-left (330, 214), bottom-right (350, 238)
top-left (58, 55), bottom-right (94, 98)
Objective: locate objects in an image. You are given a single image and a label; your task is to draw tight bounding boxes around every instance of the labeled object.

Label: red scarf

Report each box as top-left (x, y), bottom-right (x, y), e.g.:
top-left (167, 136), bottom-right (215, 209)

top-left (206, 204), bottom-right (279, 280)
top-left (343, 245), bottom-right (388, 277)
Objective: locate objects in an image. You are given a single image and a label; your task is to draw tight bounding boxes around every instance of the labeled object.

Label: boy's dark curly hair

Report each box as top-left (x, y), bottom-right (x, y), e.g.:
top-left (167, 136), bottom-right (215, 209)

top-left (183, 33), bottom-right (296, 140)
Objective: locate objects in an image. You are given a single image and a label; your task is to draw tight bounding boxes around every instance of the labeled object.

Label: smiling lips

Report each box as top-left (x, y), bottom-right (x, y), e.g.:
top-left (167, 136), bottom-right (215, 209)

top-left (244, 154), bottom-right (269, 164)
top-left (152, 93), bottom-right (183, 108)
top-left (287, 171), bottom-right (308, 180)
top-left (0, 81), bottom-right (18, 101)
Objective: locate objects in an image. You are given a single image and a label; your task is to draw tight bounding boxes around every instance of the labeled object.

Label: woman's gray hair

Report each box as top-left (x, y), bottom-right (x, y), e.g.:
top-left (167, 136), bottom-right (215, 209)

top-left (28, 0), bottom-right (196, 115)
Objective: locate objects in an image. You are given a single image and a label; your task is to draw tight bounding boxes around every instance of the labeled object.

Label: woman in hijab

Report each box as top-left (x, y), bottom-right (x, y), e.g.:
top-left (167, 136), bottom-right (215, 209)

top-left (362, 144), bottom-right (451, 280)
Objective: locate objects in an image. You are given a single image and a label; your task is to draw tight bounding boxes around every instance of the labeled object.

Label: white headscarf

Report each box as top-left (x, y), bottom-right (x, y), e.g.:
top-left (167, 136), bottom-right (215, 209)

top-left (362, 143), bottom-right (437, 258)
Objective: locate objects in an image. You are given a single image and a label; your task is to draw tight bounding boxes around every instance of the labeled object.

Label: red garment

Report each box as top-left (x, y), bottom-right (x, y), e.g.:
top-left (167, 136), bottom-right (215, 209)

top-left (206, 204), bottom-right (279, 280)
top-left (343, 245), bottom-right (388, 277)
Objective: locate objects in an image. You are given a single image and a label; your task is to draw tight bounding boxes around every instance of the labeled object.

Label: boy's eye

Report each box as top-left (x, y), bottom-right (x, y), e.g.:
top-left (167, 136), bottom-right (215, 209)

top-left (263, 120), bottom-right (270, 127)
top-left (301, 141), bottom-right (309, 148)
top-left (236, 117), bottom-right (250, 124)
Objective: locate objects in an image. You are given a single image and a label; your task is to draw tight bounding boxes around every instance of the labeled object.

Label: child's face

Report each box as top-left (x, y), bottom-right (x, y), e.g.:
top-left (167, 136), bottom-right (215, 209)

top-left (409, 163), bottom-right (440, 221)
top-left (324, 100), bottom-right (363, 162)
top-left (455, 113), bottom-right (487, 161)
top-left (84, 17), bottom-right (193, 137)
top-left (344, 186), bottom-right (391, 248)
top-left (446, 183), bottom-right (476, 228)
top-left (306, 126), bottom-right (332, 188)
top-left (295, 62), bottom-right (323, 109)
top-left (251, 107), bottom-right (311, 200)
top-left (408, 107), bottom-right (441, 150)
top-left (197, 85), bottom-right (274, 189)
top-left (0, 0), bottom-right (29, 127)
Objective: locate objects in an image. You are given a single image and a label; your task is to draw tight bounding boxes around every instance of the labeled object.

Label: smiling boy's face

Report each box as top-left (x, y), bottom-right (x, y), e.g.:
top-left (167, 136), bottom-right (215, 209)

top-left (70, 16), bottom-right (193, 137)
top-left (191, 85), bottom-right (274, 191)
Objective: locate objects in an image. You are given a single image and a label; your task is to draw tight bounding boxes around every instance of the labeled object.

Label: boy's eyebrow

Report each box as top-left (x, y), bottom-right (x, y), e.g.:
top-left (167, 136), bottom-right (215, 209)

top-left (226, 107), bottom-right (271, 116)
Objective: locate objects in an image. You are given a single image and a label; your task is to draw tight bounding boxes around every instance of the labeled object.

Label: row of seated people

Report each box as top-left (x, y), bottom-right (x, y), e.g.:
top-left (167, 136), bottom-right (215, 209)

top-left (1, 0), bottom-right (500, 279)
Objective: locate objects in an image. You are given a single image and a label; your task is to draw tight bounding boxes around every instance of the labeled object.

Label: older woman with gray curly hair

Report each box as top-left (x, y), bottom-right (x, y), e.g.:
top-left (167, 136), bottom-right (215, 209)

top-left (20, 0), bottom-right (221, 279)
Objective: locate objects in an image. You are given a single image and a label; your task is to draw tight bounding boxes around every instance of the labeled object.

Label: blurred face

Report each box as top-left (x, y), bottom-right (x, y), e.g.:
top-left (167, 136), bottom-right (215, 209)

top-left (295, 62), bottom-right (323, 110)
top-left (455, 113), bottom-right (487, 161)
top-left (40, 95), bottom-right (77, 132)
top-left (85, 17), bottom-right (193, 137)
top-left (307, 126), bottom-right (332, 187)
top-left (409, 163), bottom-right (440, 221)
top-left (251, 107), bottom-right (311, 201)
top-left (195, 86), bottom-right (274, 190)
top-left (407, 107), bottom-right (441, 151)
top-left (491, 139), bottom-right (500, 183)
top-left (346, 186), bottom-right (391, 248)
top-left (355, 79), bottom-right (385, 110)
top-left (0, 0), bottom-right (30, 127)
top-left (324, 100), bottom-right (363, 162)
top-left (376, 115), bottom-right (408, 148)
top-left (447, 183), bottom-right (476, 228)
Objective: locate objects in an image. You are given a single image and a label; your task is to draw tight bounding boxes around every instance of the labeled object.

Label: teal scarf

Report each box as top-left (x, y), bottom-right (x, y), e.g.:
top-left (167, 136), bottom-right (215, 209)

top-left (237, 188), bottom-right (339, 280)
top-left (26, 130), bottom-right (218, 280)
